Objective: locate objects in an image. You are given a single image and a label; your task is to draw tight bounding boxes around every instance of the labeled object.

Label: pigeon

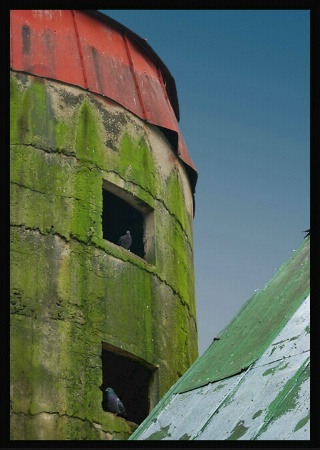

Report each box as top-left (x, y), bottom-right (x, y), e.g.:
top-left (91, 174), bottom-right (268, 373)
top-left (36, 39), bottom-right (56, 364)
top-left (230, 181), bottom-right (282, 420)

top-left (103, 387), bottom-right (126, 417)
top-left (118, 230), bottom-right (132, 250)
top-left (303, 228), bottom-right (310, 238)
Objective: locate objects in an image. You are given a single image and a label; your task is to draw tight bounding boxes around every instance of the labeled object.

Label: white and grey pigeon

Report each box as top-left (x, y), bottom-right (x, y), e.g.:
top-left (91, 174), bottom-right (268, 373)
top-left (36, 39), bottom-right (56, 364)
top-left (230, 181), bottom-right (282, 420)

top-left (118, 230), bottom-right (132, 250)
top-left (104, 387), bottom-right (126, 417)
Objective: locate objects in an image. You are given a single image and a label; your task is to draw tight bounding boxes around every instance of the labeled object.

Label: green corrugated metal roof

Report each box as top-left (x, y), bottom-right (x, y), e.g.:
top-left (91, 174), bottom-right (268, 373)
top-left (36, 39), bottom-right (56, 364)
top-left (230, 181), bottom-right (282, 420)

top-left (129, 236), bottom-right (310, 440)
top-left (175, 237), bottom-right (309, 393)
top-left (131, 295), bottom-right (310, 440)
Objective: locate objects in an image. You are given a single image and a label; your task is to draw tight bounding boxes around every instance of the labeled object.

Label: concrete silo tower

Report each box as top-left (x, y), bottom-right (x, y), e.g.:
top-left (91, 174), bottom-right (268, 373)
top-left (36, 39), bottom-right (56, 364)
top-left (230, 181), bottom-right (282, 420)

top-left (10, 10), bottom-right (198, 440)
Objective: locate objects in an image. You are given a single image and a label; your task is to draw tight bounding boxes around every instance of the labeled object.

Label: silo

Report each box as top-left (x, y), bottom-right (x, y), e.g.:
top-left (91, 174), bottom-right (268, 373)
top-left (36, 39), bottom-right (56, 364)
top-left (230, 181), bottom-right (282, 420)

top-left (10, 10), bottom-right (198, 440)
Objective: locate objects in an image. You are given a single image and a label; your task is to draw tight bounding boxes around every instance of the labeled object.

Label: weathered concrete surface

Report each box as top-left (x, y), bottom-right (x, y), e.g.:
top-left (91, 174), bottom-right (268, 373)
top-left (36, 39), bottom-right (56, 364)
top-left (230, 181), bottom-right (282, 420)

top-left (10, 71), bottom-right (198, 440)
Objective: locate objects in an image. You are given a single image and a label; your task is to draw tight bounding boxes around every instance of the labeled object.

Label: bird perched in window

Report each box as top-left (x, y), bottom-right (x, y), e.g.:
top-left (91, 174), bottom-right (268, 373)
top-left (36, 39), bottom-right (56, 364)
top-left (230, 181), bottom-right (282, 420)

top-left (118, 230), bottom-right (132, 250)
top-left (103, 387), bottom-right (127, 417)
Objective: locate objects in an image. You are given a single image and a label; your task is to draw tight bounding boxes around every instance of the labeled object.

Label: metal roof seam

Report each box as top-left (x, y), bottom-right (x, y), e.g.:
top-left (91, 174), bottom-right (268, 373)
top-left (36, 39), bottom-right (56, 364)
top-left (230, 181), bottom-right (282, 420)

top-left (176, 284), bottom-right (309, 394)
top-left (84, 10), bottom-right (180, 118)
top-left (252, 356), bottom-right (310, 440)
top-left (252, 350), bottom-right (309, 371)
top-left (71, 10), bottom-right (88, 89)
top-left (122, 33), bottom-right (147, 121)
top-left (160, 382), bottom-right (214, 439)
top-left (177, 363), bottom-right (253, 395)
top-left (173, 238), bottom-right (309, 394)
top-left (191, 365), bottom-right (253, 440)
top-left (235, 286), bottom-right (310, 368)
top-left (213, 283), bottom-right (310, 384)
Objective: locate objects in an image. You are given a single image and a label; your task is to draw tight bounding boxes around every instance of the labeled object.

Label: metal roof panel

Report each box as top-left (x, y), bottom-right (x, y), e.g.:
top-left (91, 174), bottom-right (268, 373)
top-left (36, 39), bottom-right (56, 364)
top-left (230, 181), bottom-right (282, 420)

top-left (198, 354), bottom-right (310, 440)
top-left (136, 374), bottom-right (244, 440)
top-left (10, 10), bottom-right (85, 86)
top-left (174, 238), bottom-right (309, 393)
top-left (131, 295), bottom-right (310, 440)
top-left (130, 237), bottom-right (310, 441)
top-left (73, 11), bottom-right (144, 118)
top-left (10, 9), bottom-right (197, 192)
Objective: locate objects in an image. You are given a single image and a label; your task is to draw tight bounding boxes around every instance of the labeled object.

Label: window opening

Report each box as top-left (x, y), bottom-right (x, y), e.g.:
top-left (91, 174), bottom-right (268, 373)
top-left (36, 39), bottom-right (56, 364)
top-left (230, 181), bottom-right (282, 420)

top-left (101, 343), bottom-right (158, 425)
top-left (102, 181), bottom-right (155, 263)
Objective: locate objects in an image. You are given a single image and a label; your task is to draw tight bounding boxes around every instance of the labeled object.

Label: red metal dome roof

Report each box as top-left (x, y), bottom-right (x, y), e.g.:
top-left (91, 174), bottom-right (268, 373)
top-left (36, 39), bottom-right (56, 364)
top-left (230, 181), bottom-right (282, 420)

top-left (10, 9), bottom-right (197, 193)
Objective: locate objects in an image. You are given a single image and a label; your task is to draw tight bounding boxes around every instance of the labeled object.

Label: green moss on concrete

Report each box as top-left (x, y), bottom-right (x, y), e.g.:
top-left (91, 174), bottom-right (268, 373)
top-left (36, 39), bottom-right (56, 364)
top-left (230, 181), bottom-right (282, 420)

top-left (10, 231), bottom-right (136, 436)
top-left (10, 145), bottom-right (72, 196)
top-left (11, 225), bottom-right (196, 410)
top-left (10, 75), bottom-right (20, 143)
top-left (117, 133), bottom-right (157, 190)
top-left (11, 74), bottom-right (72, 152)
top-left (166, 170), bottom-right (187, 230)
top-left (10, 315), bottom-right (34, 413)
top-left (155, 207), bottom-right (195, 315)
top-left (74, 100), bottom-right (106, 166)
top-left (10, 145), bottom-right (102, 244)
top-left (10, 183), bottom-right (72, 240)
top-left (10, 412), bottom-right (135, 440)
top-left (10, 71), bottom-right (198, 440)
top-left (11, 228), bottom-right (53, 317)
top-left (11, 225), bottom-right (158, 363)
top-left (70, 166), bottom-right (102, 242)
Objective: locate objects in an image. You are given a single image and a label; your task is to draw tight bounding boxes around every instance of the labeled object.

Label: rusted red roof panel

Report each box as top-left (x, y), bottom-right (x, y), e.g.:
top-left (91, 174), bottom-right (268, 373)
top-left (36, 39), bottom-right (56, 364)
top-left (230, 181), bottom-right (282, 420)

top-left (73, 11), bottom-right (145, 119)
top-left (10, 9), bottom-right (197, 190)
top-left (126, 38), bottom-right (175, 129)
top-left (10, 10), bottom-right (85, 86)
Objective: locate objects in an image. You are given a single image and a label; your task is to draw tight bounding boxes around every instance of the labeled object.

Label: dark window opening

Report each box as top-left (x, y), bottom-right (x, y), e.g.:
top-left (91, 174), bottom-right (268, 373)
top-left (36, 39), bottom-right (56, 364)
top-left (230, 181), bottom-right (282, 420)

top-left (101, 343), bottom-right (158, 425)
top-left (102, 188), bottom-right (144, 258)
top-left (102, 181), bottom-right (155, 263)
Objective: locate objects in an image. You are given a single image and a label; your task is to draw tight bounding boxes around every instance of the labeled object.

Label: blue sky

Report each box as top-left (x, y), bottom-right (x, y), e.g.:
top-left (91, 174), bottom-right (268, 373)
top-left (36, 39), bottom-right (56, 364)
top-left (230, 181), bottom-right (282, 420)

top-left (100, 10), bottom-right (310, 355)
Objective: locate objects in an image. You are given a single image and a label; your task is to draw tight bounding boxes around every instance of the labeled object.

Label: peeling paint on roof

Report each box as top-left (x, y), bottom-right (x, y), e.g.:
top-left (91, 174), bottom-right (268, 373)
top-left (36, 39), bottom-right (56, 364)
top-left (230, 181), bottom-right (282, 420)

top-left (130, 237), bottom-right (310, 440)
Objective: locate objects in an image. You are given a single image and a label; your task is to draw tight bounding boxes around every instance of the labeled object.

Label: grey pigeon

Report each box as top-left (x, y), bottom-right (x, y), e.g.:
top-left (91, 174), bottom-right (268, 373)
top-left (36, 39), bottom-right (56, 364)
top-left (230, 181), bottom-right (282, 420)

top-left (104, 387), bottom-right (126, 417)
top-left (118, 230), bottom-right (132, 250)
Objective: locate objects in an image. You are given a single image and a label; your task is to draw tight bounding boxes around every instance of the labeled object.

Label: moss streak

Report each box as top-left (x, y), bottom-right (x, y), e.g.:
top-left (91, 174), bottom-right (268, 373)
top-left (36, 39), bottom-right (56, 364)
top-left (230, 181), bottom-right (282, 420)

top-left (10, 71), bottom-right (197, 440)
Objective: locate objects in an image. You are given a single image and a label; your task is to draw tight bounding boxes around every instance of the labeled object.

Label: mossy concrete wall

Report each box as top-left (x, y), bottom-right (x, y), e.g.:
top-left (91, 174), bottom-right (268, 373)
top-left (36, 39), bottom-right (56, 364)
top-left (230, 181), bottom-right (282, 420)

top-left (10, 71), bottom-right (198, 440)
